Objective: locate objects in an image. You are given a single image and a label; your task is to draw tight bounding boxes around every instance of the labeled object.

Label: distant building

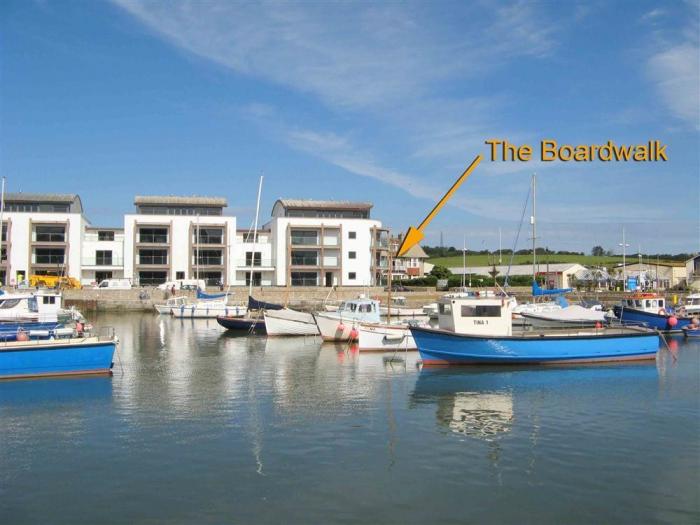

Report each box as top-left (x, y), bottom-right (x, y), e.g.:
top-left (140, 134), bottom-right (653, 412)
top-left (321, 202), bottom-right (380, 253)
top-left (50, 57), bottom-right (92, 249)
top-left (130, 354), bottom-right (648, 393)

top-left (81, 226), bottom-right (125, 285)
top-left (0, 193), bottom-right (86, 285)
top-left (449, 263), bottom-right (587, 289)
top-left (123, 196), bottom-right (236, 286)
top-left (686, 255), bottom-right (700, 288)
top-left (267, 199), bottom-right (382, 286)
top-left (232, 228), bottom-right (274, 287)
top-left (613, 262), bottom-right (687, 289)
top-left (392, 243), bottom-right (429, 280)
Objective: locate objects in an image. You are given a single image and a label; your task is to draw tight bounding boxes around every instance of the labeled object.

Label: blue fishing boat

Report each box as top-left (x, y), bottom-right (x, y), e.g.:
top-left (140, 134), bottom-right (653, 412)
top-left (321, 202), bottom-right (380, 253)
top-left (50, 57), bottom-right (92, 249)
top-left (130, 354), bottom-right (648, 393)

top-left (682, 325), bottom-right (700, 338)
top-left (612, 293), bottom-right (692, 332)
top-left (0, 335), bottom-right (116, 380)
top-left (410, 293), bottom-right (659, 365)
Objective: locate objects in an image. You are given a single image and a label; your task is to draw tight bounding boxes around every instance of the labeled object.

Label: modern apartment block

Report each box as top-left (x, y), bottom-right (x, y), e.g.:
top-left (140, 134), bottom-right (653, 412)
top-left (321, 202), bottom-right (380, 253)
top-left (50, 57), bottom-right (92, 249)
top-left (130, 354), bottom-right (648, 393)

top-left (81, 226), bottom-right (126, 284)
top-left (267, 200), bottom-right (383, 287)
top-left (0, 193), bottom-right (86, 285)
top-left (123, 196), bottom-right (236, 286)
top-left (233, 228), bottom-right (275, 286)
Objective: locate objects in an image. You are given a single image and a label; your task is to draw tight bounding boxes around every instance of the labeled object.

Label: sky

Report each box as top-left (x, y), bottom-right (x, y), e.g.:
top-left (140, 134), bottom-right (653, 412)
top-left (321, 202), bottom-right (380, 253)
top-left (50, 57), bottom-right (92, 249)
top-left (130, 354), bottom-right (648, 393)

top-left (1, 0), bottom-right (698, 254)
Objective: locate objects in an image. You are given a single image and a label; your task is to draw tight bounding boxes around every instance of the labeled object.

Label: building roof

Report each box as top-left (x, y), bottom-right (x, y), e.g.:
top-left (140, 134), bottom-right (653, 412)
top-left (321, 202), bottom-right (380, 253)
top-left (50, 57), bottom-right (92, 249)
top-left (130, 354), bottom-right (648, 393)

top-left (4, 192), bottom-right (83, 213)
top-left (399, 244), bottom-right (428, 259)
top-left (134, 195), bottom-right (228, 207)
top-left (274, 199), bottom-right (373, 211)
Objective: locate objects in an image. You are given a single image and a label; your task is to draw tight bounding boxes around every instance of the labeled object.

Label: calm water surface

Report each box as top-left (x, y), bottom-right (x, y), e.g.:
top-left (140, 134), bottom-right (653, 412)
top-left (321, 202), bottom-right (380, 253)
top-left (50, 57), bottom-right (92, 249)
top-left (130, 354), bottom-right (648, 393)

top-left (1, 313), bottom-right (698, 524)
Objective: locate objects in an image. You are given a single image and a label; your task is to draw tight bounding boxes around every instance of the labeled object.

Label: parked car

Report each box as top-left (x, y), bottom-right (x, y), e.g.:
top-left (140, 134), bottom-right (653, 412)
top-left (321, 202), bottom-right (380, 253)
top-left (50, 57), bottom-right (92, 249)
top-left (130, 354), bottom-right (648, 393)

top-left (96, 279), bottom-right (132, 290)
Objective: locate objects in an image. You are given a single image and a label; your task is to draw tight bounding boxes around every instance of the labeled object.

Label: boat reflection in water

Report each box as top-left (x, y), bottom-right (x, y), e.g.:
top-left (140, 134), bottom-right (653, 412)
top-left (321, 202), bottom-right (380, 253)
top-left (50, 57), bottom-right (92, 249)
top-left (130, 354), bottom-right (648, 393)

top-left (411, 363), bottom-right (659, 441)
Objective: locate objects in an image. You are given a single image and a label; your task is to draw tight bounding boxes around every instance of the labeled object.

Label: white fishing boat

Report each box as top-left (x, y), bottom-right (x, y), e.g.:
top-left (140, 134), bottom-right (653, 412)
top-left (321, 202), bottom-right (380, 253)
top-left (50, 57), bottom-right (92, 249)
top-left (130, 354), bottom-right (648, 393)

top-left (358, 320), bottom-right (424, 351)
top-left (0, 290), bottom-right (65, 323)
top-left (314, 296), bottom-right (381, 341)
top-left (263, 308), bottom-right (319, 336)
top-left (682, 293), bottom-right (700, 315)
top-left (519, 304), bottom-right (607, 328)
top-left (154, 296), bottom-right (189, 315)
top-left (379, 296), bottom-right (426, 317)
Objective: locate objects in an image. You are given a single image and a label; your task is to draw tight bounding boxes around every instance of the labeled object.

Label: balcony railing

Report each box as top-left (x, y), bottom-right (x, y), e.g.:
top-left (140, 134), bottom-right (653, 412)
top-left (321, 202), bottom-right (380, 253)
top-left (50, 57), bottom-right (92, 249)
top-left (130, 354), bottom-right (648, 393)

top-left (82, 257), bottom-right (124, 266)
top-left (138, 256), bottom-right (168, 265)
top-left (193, 257), bottom-right (223, 266)
top-left (291, 257), bottom-right (319, 266)
top-left (33, 256), bottom-right (65, 265)
top-left (290, 236), bottom-right (319, 246)
top-left (138, 235), bottom-right (168, 244)
top-left (234, 258), bottom-right (274, 268)
top-left (33, 234), bottom-right (66, 243)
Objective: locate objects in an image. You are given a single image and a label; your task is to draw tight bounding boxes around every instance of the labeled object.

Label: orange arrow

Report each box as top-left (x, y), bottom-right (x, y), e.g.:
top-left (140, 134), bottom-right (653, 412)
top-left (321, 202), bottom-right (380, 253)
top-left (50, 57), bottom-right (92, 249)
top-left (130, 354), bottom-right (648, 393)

top-left (396, 154), bottom-right (482, 257)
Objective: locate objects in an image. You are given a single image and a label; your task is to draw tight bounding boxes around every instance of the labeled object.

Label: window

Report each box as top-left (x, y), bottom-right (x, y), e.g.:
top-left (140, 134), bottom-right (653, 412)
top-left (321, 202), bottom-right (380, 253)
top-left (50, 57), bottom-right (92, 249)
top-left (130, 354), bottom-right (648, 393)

top-left (286, 209), bottom-right (369, 219)
top-left (358, 303), bottom-right (372, 313)
top-left (138, 249), bottom-right (168, 265)
top-left (1, 248), bottom-right (6, 262)
top-left (290, 230), bottom-right (318, 246)
top-left (201, 271), bottom-right (223, 286)
top-left (138, 227), bottom-right (168, 244)
top-left (34, 248), bottom-right (65, 265)
top-left (35, 225), bottom-right (66, 243)
top-left (348, 251), bottom-right (356, 259)
top-left (138, 205), bottom-right (222, 216)
top-left (348, 231), bottom-right (356, 239)
top-left (245, 251), bottom-right (262, 267)
top-left (43, 296), bottom-right (56, 305)
top-left (439, 303), bottom-right (452, 314)
top-left (461, 305), bottom-right (501, 317)
top-left (194, 228), bottom-right (223, 244)
top-left (348, 272), bottom-right (356, 280)
top-left (245, 271), bottom-right (262, 286)
top-left (98, 231), bottom-right (115, 241)
top-left (95, 271), bottom-right (112, 282)
top-left (1, 223), bottom-right (7, 242)
top-left (291, 272), bottom-right (317, 286)
top-left (176, 271), bottom-right (185, 280)
top-left (195, 249), bottom-right (223, 266)
top-left (96, 250), bottom-right (113, 265)
top-left (139, 271), bottom-right (168, 286)
top-left (291, 250), bottom-right (318, 266)
top-left (0, 299), bottom-right (21, 309)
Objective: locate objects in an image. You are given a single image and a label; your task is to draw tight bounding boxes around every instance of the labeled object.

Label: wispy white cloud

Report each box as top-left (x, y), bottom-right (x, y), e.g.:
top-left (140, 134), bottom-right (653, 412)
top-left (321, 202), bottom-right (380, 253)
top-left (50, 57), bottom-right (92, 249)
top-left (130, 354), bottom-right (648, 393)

top-left (648, 43), bottom-right (700, 128)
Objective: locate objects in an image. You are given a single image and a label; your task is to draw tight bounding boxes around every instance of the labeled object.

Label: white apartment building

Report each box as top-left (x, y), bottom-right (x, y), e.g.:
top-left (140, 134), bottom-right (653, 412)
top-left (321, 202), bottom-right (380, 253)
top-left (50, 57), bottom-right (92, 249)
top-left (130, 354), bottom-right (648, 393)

top-left (81, 226), bottom-right (125, 285)
top-left (123, 196), bottom-right (236, 286)
top-left (0, 193), bottom-right (86, 285)
top-left (232, 229), bottom-right (275, 286)
top-left (267, 200), bottom-right (384, 287)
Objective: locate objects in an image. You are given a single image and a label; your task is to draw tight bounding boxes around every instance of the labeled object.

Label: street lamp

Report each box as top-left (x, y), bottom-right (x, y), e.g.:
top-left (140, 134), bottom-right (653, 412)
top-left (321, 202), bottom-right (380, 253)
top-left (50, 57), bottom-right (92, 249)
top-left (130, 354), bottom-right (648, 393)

top-left (619, 227), bottom-right (630, 291)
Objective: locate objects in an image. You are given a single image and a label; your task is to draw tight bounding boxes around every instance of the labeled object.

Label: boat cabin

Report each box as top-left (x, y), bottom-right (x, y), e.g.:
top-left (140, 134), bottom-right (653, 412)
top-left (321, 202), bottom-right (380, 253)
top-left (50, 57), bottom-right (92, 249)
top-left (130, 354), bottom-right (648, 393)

top-left (0, 290), bottom-right (63, 321)
top-left (336, 296), bottom-right (381, 322)
top-left (437, 295), bottom-right (516, 336)
top-left (620, 293), bottom-right (665, 314)
top-left (683, 294), bottom-right (700, 314)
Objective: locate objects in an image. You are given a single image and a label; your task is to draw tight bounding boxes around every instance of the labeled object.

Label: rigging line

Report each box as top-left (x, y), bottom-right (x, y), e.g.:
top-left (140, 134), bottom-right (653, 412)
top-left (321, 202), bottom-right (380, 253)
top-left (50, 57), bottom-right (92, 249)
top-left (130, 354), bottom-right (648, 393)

top-left (504, 183), bottom-right (531, 287)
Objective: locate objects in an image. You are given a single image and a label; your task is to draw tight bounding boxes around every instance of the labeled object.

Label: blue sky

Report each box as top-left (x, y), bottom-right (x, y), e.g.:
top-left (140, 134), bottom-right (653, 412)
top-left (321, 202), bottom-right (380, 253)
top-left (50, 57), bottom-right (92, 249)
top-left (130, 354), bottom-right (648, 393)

top-left (1, 0), bottom-right (698, 253)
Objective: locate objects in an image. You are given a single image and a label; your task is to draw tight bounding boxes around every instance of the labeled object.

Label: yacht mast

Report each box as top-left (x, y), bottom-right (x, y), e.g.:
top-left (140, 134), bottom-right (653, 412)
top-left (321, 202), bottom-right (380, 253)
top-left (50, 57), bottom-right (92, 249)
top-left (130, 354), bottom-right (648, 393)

top-left (249, 175), bottom-right (263, 301)
top-left (530, 174), bottom-right (537, 289)
top-left (0, 177), bottom-right (5, 287)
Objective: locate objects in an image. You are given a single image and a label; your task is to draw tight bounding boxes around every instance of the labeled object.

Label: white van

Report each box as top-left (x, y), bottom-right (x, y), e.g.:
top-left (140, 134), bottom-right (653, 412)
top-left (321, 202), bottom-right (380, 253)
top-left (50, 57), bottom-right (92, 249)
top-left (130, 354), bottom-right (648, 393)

top-left (96, 279), bottom-right (132, 290)
top-left (157, 279), bottom-right (206, 291)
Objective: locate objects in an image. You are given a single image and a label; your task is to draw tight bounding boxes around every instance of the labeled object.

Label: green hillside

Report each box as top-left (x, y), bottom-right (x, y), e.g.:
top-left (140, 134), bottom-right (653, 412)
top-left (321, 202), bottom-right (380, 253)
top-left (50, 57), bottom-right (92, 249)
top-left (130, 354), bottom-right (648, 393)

top-left (428, 254), bottom-right (626, 268)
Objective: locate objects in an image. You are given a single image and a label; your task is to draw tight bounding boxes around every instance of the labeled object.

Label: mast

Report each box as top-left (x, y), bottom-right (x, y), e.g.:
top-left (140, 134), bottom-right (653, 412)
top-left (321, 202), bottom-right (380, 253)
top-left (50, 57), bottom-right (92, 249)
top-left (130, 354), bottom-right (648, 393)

top-left (619, 227), bottom-right (629, 291)
top-left (196, 214), bottom-right (200, 281)
top-left (461, 234), bottom-right (466, 289)
top-left (531, 174), bottom-right (537, 285)
top-left (0, 177), bottom-right (5, 287)
top-left (498, 227), bottom-right (502, 265)
top-left (387, 232), bottom-right (392, 323)
top-left (249, 175), bottom-right (263, 301)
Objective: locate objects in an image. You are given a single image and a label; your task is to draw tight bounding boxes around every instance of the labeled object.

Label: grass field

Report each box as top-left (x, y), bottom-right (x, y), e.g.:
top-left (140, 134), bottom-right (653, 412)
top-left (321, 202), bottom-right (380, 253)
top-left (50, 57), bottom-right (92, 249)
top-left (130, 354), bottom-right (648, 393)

top-left (428, 254), bottom-right (628, 268)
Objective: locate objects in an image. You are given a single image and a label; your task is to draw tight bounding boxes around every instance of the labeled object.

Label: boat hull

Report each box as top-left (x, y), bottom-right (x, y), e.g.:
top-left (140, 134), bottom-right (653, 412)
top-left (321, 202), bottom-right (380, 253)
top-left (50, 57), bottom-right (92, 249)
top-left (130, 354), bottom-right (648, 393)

top-left (0, 338), bottom-right (116, 379)
top-left (410, 326), bottom-right (659, 365)
top-left (358, 323), bottom-right (417, 351)
top-left (613, 306), bottom-right (691, 332)
top-left (314, 313), bottom-right (359, 342)
top-left (216, 316), bottom-right (266, 334)
top-left (264, 309), bottom-right (319, 336)
top-left (172, 304), bottom-right (246, 319)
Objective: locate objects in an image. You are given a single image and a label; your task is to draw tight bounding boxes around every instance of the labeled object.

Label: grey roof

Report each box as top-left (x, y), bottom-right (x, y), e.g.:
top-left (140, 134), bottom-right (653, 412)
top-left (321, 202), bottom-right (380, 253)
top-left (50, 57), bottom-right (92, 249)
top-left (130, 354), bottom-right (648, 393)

top-left (5, 192), bottom-right (79, 203)
top-left (275, 199), bottom-right (373, 210)
top-left (399, 244), bottom-right (428, 259)
top-left (135, 195), bottom-right (228, 207)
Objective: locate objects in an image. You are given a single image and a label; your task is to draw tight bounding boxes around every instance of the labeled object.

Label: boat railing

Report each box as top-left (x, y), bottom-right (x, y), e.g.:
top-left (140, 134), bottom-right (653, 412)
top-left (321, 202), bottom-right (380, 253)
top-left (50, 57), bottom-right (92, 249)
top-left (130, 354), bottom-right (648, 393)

top-left (517, 322), bottom-right (652, 337)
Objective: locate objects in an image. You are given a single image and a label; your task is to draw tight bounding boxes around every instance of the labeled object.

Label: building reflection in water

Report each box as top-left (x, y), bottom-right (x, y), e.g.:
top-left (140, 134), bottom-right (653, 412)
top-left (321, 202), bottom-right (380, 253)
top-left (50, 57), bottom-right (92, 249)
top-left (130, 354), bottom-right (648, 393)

top-left (437, 391), bottom-right (513, 440)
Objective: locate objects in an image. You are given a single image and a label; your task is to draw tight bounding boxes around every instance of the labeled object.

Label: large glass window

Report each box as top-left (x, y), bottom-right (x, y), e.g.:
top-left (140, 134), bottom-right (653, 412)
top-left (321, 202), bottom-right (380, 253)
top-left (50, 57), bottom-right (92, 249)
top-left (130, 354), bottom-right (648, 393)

top-left (245, 251), bottom-right (262, 266)
top-left (461, 305), bottom-right (501, 317)
top-left (291, 272), bottom-right (317, 286)
top-left (96, 250), bottom-right (113, 265)
top-left (200, 271), bottom-right (223, 286)
top-left (138, 249), bottom-right (168, 265)
top-left (98, 231), bottom-right (115, 241)
top-left (138, 205), bottom-right (222, 216)
top-left (291, 250), bottom-right (318, 266)
top-left (138, 227), bottom-right (168, 244)
top-left (138, 271), bottom-right (167, 286)
top-left (34, 248), bottom-right (65, 264)
top-left (290, 230), bottom-right (318, 246)
top-left (35, 225), bottom-right (65, 242)
top-left (194, 228), bottom-right (223, 244)
top-left (195, 249), bottom-right (223, 265)
top-left (245, 272), bottom-right (262, 286)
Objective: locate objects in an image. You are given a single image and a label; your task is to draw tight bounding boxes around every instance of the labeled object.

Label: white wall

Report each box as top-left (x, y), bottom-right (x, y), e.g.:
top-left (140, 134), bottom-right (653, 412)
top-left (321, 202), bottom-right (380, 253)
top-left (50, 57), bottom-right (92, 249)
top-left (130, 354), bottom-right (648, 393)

top-left (81, 230), bottom-right (125, 284)
top-left (232, 230), bottom-right (274, 286)
top-left (2, 211), bottom-right (85, 284)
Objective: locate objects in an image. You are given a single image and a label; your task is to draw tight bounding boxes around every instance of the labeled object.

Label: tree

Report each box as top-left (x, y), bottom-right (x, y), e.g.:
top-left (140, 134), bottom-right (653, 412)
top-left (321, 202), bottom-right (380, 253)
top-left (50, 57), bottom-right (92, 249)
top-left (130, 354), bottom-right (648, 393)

top-left (429, 265), bottom-right (452, 279)
top-left (591, 246), bottom-right (605, 257)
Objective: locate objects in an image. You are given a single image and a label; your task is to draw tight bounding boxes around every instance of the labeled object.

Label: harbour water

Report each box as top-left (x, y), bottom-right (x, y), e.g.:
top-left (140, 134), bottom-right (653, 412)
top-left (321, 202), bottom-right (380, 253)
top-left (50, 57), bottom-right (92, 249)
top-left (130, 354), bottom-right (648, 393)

top-left (1, 313), bottom-right (698, 524)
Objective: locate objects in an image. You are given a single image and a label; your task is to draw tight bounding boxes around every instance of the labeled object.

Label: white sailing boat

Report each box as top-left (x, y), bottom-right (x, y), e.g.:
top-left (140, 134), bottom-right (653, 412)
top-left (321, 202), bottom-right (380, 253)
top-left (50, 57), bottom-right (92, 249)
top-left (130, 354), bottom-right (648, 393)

top-left (263, 308), bottom-right (319, 336)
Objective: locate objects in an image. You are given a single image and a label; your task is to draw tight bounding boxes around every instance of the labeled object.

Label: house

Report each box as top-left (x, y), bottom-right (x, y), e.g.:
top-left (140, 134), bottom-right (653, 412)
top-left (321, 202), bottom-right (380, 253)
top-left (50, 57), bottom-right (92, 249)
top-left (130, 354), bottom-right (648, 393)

top-left (612, 262), bottom-right (687, 289)
top-left (449, 263), bottom-right (587, 289)
top-left (392, 244), bottom-right (429, 280)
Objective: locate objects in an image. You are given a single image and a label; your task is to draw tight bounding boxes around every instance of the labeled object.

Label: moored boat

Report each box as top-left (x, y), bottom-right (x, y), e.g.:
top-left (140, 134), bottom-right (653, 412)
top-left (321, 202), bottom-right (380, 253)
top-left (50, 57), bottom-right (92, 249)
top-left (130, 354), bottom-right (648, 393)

top-left (520, 304), bottom-right (607, 329)
top-left (379, 297), bottom-right (426, 317)
top-left (613, 293), bottom-right (692, 332)
top-left (0, 334), bottom-right (117, 380)
top-left (216, 315), bottom-right (266, 334)
top-left (411, 293), bottom-right (659, 365)
top-left (154, 296), bottom-right (189, 315)
top-left (172, 301), bottom-right (246, 319)
top-left (314, 296), bottom-right (381, 341)
top-left (357, 321), bottom-right (422, 351)
top-left (263, 308), bottom-right (319, 336)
